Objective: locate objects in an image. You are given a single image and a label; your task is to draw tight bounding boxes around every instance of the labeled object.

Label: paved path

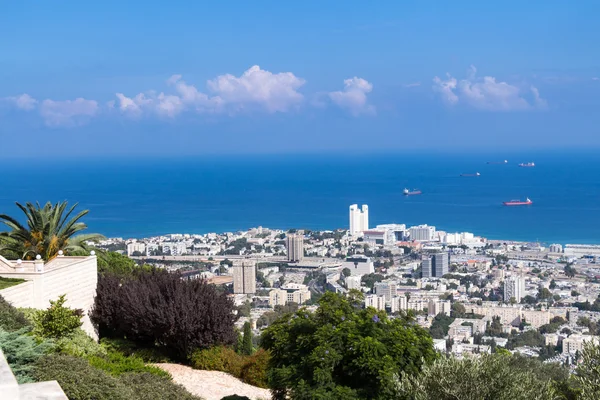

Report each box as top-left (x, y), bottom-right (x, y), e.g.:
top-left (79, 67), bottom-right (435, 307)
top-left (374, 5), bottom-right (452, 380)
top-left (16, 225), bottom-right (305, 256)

top-left (155, 363), bottom-right (271, 400)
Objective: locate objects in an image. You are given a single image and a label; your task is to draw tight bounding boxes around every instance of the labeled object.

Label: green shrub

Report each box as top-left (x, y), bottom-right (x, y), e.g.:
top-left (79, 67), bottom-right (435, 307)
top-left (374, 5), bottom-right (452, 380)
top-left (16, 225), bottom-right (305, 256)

top-left (119, 372), bottom-right (202, 400)
top-left (87, 349), bottom-right (170, 378)
top-left (99, 337), bottom-right (171, 362)
top-left (34, 354), bottom-right (135, 400)
top-left (0, 295), bottom-right (30, 331)
top-left (221, 396), bottom-right (251, 400)
top-left (0, 327), bottom-right (54, 383)
top-left (190, 346), bottom-right (269, 388)
top-left (191, 345), bottom-right (242, 376)
top-left (56, 328), bottom-right (106, 358)
top-left (33, 294), bottom-right (82, 339)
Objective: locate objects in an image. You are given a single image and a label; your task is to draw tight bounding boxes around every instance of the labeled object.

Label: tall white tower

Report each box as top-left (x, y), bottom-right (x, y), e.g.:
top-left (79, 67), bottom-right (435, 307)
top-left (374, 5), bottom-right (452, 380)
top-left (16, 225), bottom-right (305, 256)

top-left (349, 204), bottom-right (369, 235)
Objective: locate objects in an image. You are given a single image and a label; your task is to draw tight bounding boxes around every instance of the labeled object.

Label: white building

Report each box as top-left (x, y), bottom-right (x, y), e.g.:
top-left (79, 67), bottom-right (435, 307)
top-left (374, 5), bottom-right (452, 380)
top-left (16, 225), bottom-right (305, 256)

top-left (232, 261), bottom-right (256, 294)
top-left (375, 281), bottom-right (398, 302)
top-left (342, 255), bottom-right (375, 277)
top-left (126, 242), bottom-right (146, 256)
top-left (345, 275), bottom-right (362, 290)
top-left (286, 234), bottom-right (304, 262)
top-left (504, 275), bottom-right (525, 303)
top-left (441, 232), bottom-right (478, 245)
top-left (549, 244), bottom-right (563, 253)
top-left (562, 334), bottom-right (600, 355)
top-left (409, 225), bottom-right (436, 241)
top-left (349, 204), bottom-right (369, 236)
top-left (269, 283), bottom-right (311, 307)
top-left (564, 244), bottom-right (600, 258)
top-left (390, 295), bottom-right (408, 313)
top-left (428, 299), bottom-right (451, 316)
top-left (364, 294), bottom-right (386, 310)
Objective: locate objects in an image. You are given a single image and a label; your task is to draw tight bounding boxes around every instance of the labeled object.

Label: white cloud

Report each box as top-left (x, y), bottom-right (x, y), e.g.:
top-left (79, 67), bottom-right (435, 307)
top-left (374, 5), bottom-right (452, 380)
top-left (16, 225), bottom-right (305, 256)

top-left (207, 65), bottom-right (305, 113)
top-left (329, 77), bottom-right (374, 116)
top-left (39, 98), bottom-right (99, 126)
top-left (593, 77), bottom-right (599, 81)
top-left (433, 66), bottom-right (546, 111)
top-left (9, 94), bottom-right (38, 110)
top-left (114, 66), bottom-right (304, 118)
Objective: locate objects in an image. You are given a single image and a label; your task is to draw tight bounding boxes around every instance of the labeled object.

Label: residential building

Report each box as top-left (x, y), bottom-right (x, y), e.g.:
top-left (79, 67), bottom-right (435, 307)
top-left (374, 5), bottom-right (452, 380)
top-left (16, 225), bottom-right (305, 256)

top-left (390, 295), bottom-right (408, 313)
top-left (345, 275), bottom-right (362, 290)
top-left (364, 294), bottom-right (386, 310)
top-left (375, 281), bottom-right (397, 302)
top-left (428, 299), bottom-right (451, 316)
top-left (562, 334), bottom-right (600, 355)
top-left (549, 244), bottom-right (563, 253)
top-left (504, 275), bottom-right (525, 303)
top-left (232, 261), bottom-right (256, 294)
top-left (375, 224), bottom-right (407, 242)
top-left (126, 241), bottom-right (146, 256)
top-left (286, 234), bottom-right (304, 262)
top-left (349, 204), bottom-right (369, 235)
top-left (422, 252), bottom-right (449, 278)
top-left (342, 255), bottom-right (375, 277)
top-left (408, 224), bottom-right (435, 241)
top-left (268, 283), bottom-right (311, 307)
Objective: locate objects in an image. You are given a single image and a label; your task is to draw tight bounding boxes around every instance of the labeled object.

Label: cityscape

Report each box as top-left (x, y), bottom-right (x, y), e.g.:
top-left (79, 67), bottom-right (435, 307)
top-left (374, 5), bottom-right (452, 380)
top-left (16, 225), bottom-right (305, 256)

top-left (98, 203), bottom-right (600, 362)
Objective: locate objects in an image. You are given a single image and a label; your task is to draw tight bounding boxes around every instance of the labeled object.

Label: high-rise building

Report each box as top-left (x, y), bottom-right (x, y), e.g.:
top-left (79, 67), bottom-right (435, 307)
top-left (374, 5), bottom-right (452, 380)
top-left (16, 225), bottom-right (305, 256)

top-left (422, 252), bottom-right (449, 278)
top-left (233, 261), bottom-right (256, 294)
top-left (375, 281), bottom-right (398, 302)
top-left (390, 296), bottom-right (408, 313)
top-left (349, 204), bottom-right (369, 235)
top-left (364, 294), bottom-right (386, 310)
top-left (286, 234), bottom-right (304, 262)
top-left (428, 299), bottom-right (452, 316)
top-left (504, 275), bottom-right (525, 303)
top-left (408, 224), bottom-right (436, 241)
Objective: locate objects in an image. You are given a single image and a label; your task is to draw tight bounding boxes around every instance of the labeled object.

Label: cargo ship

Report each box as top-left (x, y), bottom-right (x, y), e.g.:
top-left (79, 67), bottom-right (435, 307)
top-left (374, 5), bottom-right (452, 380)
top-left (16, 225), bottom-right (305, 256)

top-left (460, 172), bottom-right (480, 177)
top-left (403, 188), bottom-right (422, 196)
top-left (487, 160), bottom-right (508, 164)
top-left (518, 162), bottom-right (535, 167)
top-left (503, 198), bottom-right (532, 206)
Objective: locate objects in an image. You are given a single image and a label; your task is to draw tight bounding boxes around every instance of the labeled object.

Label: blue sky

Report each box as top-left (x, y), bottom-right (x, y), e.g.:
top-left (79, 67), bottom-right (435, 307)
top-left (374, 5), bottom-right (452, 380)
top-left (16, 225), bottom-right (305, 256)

top-left (1, 0), bottom-right (599, 157)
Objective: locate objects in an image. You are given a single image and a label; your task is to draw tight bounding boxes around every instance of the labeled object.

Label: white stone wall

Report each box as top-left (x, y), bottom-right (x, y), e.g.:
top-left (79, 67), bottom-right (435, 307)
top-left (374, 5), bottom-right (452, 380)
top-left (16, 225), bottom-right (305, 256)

top-left (0, 256), bottom-right (98, 339)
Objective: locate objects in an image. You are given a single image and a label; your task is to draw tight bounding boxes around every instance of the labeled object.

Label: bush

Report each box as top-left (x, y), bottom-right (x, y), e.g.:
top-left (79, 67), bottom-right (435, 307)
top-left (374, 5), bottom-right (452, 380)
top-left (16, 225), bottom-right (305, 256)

top-left (396, 353), bottom-right (557, 400)
top-left (221, 396), bottom-right (251, 400)
top-left (261, 292), bottom-right (437, 399)
top-left (575, 342), bottom-right (600, 400)
top-left (34, 354), bottom-right (135, 400)
top-left (33, 294), bottom-right (82, 339)
top-left (0, 295), bottom-right (30, 331)
top-left (92, 270), bottom-right (236, 360)
top-left (190, 346), bottom-right (269, 388)
top-left (119, 372), bottom-right (202, 400)
top-left (0, 327), bottom-right (54, 383)
top-left (87, 349), bottom-right (170, 378)
top-left (99, 337), bottom-right (171, 363)
top-left (56, 328), bottom-right (106, 358)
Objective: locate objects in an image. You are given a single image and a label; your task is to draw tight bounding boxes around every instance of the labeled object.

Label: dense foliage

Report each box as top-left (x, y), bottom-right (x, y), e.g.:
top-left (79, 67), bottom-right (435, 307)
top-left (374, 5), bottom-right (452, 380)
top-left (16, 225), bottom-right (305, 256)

top-left (0, 327), bottom-right (54, 383)
top-left (0, 201), bottom-right (104, 260)
top-left (396, 353), bottom-right (558, 400)
top-left (191, 345), bottom-right (269, 388)
top-left (33, 294), bottom-right (82, 339)
top-left (0, 295), bottom-right (30, 331)
top-left (33, 354), bottom-right (202, 400)
top-left (91, 269), bottom-right (236, 360)
top-left (574, 342), bottom-right (600, 400)
top-left (429, 314), bottom-right (454, 339)
top-left (261, 292), bottom-right (437, 399)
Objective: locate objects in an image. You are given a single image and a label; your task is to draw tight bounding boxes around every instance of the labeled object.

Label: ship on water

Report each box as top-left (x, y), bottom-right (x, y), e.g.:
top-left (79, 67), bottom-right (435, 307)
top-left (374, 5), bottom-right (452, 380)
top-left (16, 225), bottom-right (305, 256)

top-left (503, 198), bottom-right (532, 206)
top-left (487, 160), bottom-right (508, 164)
top-left (519, 162), bottom-right (535, 167)
top-left (403, 188), bottom-right (422, 196)
top-left (460, 172), bottom-right (480, 177)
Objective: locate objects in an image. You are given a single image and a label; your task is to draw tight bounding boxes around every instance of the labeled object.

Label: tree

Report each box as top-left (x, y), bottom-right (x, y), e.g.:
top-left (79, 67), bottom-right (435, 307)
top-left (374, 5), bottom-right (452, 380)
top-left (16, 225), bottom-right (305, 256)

top-left (91, 269), bottom-right (236, 360)
top-left (261, 292), bottom-right (436, 399)
top-left (574, 342), bottom-right (600, 400)
top-left (396, 353), bottom-right (557, 400)
top-left (242, 321), bottom-right (253, 356)
top-left (429, 314), bottom-right (454, 339)
top-left (0, 201), bottom-right (104, 260)
top-left (451, 302), bottom-right (466, 318)
top-left (342, 268), bottom-right (351, 277)
top-left (549, 279), bottom-right (557, 289)
top-left (33, 294), bottom-right (82, 339)
top-left (564, 264), bottom-right (577, 278)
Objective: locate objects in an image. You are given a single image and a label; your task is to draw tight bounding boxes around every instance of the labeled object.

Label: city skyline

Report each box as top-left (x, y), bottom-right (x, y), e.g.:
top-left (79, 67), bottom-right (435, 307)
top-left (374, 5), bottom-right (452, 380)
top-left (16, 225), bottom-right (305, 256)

top-left (2, 1), bottom-right (600, 157)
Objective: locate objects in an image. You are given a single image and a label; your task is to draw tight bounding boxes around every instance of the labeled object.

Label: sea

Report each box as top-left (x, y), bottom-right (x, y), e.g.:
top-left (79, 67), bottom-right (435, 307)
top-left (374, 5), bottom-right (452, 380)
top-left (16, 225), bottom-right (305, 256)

top-left (1, 151), bottom-right (599, 244)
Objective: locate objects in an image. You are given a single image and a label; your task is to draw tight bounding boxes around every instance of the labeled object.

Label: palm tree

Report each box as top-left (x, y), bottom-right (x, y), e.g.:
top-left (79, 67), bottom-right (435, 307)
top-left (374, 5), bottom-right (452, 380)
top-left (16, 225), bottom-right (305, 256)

top-left (0, 201), bottom-right (105, 260)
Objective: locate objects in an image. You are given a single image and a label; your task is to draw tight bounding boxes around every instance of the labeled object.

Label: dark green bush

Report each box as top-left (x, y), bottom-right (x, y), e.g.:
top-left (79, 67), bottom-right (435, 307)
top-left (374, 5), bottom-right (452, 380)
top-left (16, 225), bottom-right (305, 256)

top-left (221, 396), bottom-right (251, 400)
top-left (99, 337), bottom-right (171, 362)
top-left (238, 348), bottom-right (269, 388)
top-left (0, 327), bottom-right (54, 383)
top-left (0, 295), bottom-right (30, 331)
top-left (119, 372), bottom-right (202, 400)
top-left (34, 354), bottom-right (135, 400)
